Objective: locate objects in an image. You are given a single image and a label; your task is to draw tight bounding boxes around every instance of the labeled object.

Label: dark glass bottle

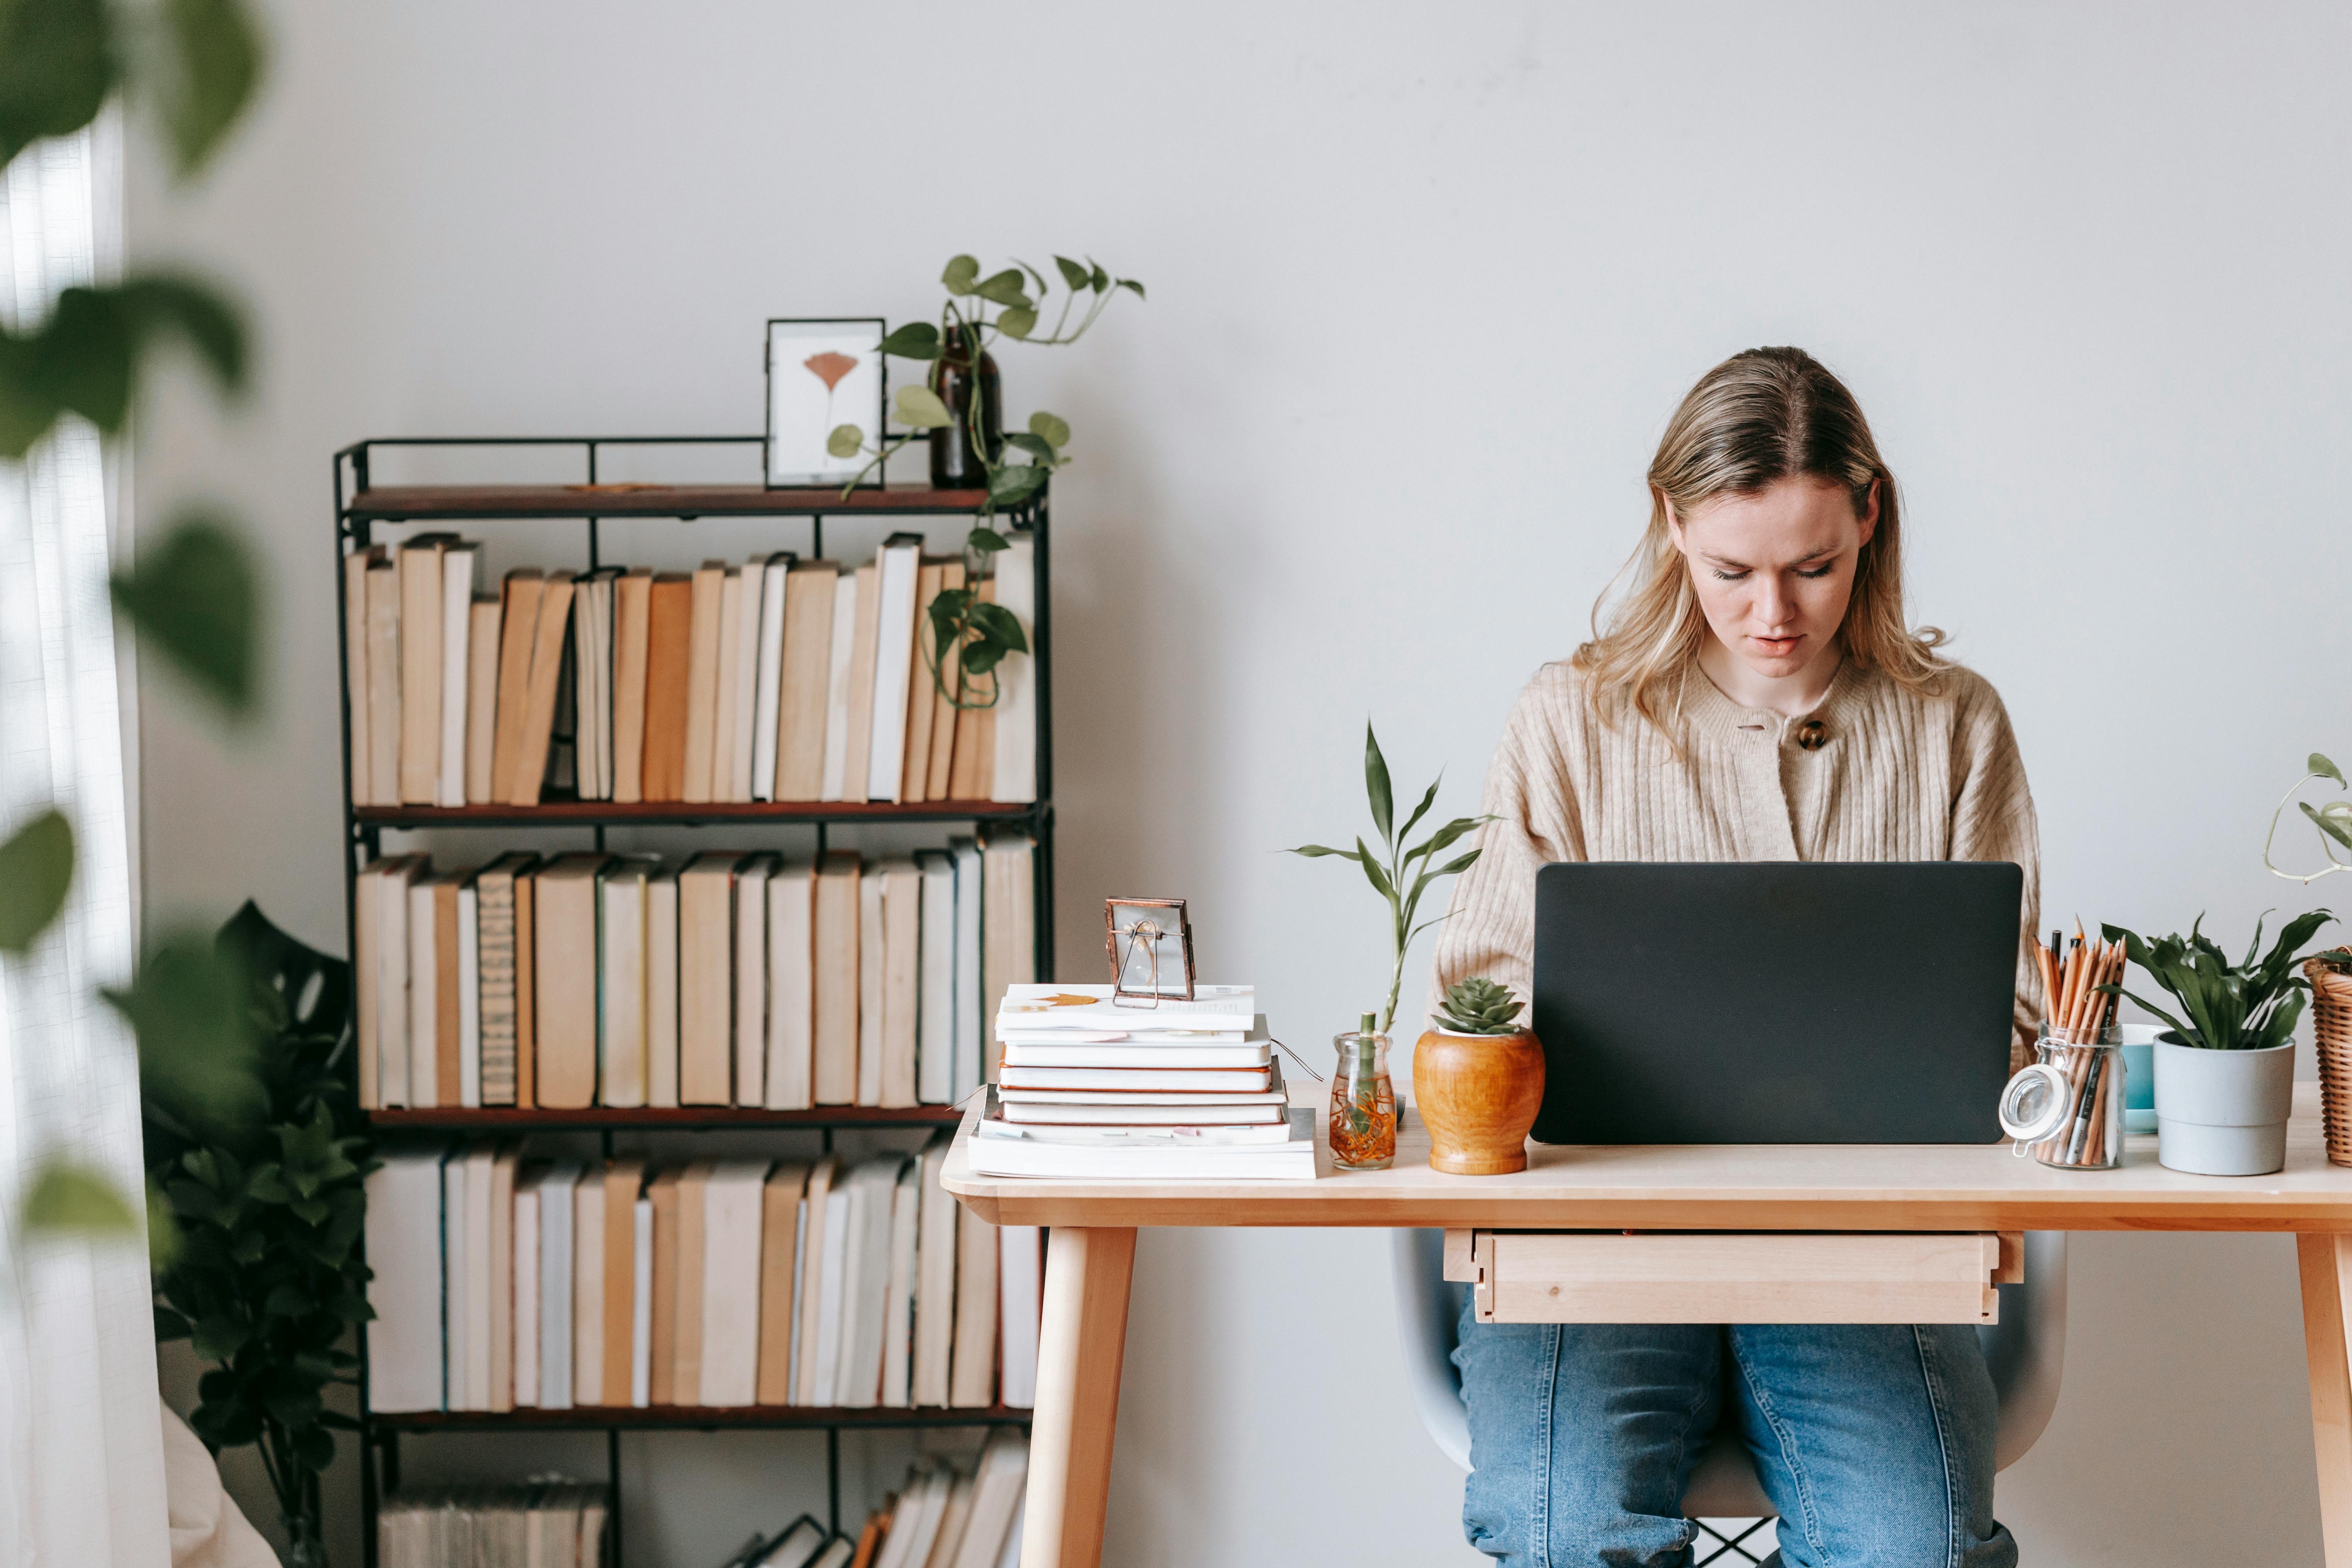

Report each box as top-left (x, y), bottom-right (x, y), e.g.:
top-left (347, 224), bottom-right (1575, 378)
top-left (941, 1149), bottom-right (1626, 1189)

top-left (928, 325), bottom-right (1002, 488)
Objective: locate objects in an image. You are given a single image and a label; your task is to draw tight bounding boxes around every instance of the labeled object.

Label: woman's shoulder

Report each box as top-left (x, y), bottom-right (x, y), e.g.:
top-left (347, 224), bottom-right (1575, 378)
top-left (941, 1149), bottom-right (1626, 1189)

top-left (1847, 657), bottom-right (2017, 735)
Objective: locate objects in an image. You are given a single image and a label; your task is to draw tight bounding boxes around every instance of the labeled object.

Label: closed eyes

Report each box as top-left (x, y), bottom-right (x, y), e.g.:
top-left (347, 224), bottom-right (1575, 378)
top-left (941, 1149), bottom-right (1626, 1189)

top-left (1708, 561), bottom-right (1838, 583)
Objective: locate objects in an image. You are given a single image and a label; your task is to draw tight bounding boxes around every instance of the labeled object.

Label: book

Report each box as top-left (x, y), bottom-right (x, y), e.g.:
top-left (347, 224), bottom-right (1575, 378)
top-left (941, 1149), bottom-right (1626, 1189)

top-left (457, 875), bottom-right (481, 1107)
top-left (489, 1145), bottom-right (518, 1411)
top-left (915, 852), bottom-right (956, 1104)
top-left (514, 1164), bottom-right (543, 1406)
top-left (701, 1160), bottom-right (770, 1407)
top-left (980, 837), bottom-right (1036, 1078)
top-left (811, 1176), bottom-right (851, 1403)
top-left (900, 561), bottom-right (946, 803)
top-left (433, 873), bottom-right (462, 1107)
top-left (646, 1168), bottom-right (683, 1406)
top-left (465, 595), bottom-right (501, 804)
top-left (537, 1162), bottom-right (583, 1410)
top-left (818, 571), bottom-right (859, 801)
top-left (600, 1160), bottom-right (643, 1407)
top-left (880, 858), bottom-right (921, 1109)
top-left (924, 561), bottom-right (966, 802)
top-left (997, 1227), bottom-right (1040, 1409)
top-left (978, 1115), bottom-right (1295, 1142)
top-left (951, 1433), bottom-right (1031, 1568)
top-left (365, 558), bottom-right (402, 806)
top-left (355, 860), bottom-right (381, 1108)
top-left (764, 862), bottom-right (816, 1111)
top-left (757, 1519), bottom-right (830, 1568)
top-left (600, 858), bottom-right (653, 1108)
top-left (513, 860), bottom-right (539, 1108)
top-left (996, 1064), bottom-right (1274, 1092)
top-left (945, 579), bottom-right (995, 801)
top-left (682, 561), bottom-right (726, 803)
top-left (405, 871), bottom-right (444, 1108)
top-left (343, 545), bottom-right (381, 806)
top-left (674, 1161), bottom-right (713, 1402)
top-left (792, 1154), bottom-right (841, 1406)
top-left (547, 615), bottom-right (578, 796)
top-left (648, 866), bottom-right (681, 1109)
top-left (446, 1153), bottom-right (486, 1400)
top-left (947, 1203), bottom-right (998, 1408)
top-left (363, 1151), bottom-right (444, 1412)
top-left (932, 1474), bottom-right (977, 1568)
top-left (372, 856), bottom-right (425, 1108)
top-left (632, 1196), bottom-right (654, 1407)
top-left (774, 560), bottom-right (838, 801)
top-left (508, 573), bottom-right (577, 806)
top-left (995, 1084), bottom-right (1288, 1105)
top-left (911, 1134), bottom-right (957, 1407)
top-left (995, 983), bottom-right (1257, 1033)
top-left (712, 564), bottom-right (746, 802)
top-left (397, 534), bottom-right (450, 804)
top-left (879, 1158), bottom-right (920, 1407)
top-left (612, 567), bottom-right (653, 803)
top-left (573, 1163), bottom-right (605, 1405)
top-left (728, 559), bottom-right (768, 803)
top-left (998, 1038), bottom-right (1273, 1069)
top-left (856, 869), bottom-right (886, 1108)
top-left (751, 553), bottom-right (792, 800)
top-left (967, 1106), bottom-right (1319, 1181)
top-left (488, 571), bottom-right (545, 805)
top-left (642, 572), bottom-right (692, 802)
top-left (813, 852), bottom-right (861, 1105)
top-left (997, 1100), bottom-right (1287, 1126)
top-left (875, 1470), bottom-right (949, 1568)
top-left (680, 852), bottom-right (744, 1105)
top-left (735, 854), bottom-right (779, 1106)
top-left (437, 542), bottom-right (478, 807)
top-left (866, 534), bottom-right (924, 802)
top-left (988, 535), bottom-right (1036, 804)
top-left (755, 1162), bottom-right (810, 1405)
top-left (534, 854), bottom-right (610, 1109)
top-left (572, 568), bottom-right (618, 801)
top-left (840, 563), bottom-right (882, 803)
top-left (475, 852), bottom-right (535, 1107)
top-left (834, 1154), bottom-right (905, 1406)
top-left (951, 839), bottom-right (984, 1104)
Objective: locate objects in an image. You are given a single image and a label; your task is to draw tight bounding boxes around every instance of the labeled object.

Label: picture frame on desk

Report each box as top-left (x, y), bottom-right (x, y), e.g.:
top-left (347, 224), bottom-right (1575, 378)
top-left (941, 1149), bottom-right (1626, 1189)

top-left (765, 318), bottom-right (886, 488)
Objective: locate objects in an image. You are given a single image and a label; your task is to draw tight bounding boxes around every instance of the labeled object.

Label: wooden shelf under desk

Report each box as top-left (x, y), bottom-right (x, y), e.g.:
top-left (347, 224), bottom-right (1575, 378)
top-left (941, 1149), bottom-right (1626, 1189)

top-left (372, 1404), bottom-right (1033, 1434)
top-left (366, 1105), bottom-right (967, 1132)
top-left (345, 483), bottom-right (991, 522)
top-left (354, 800), bottom-right (1045, 828)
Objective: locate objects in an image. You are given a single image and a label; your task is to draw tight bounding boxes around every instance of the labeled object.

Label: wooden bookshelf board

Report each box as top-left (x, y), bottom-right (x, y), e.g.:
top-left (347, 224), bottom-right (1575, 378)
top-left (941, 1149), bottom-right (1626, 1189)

top-left (367, 1105), bottom-right (966, 1131)
top-left (347, 483), bottom-right (989, 522)
top-left (372, 1405), bottom-right (1033, 1434)
top-left (356, 800), bottom-right (1042, 829)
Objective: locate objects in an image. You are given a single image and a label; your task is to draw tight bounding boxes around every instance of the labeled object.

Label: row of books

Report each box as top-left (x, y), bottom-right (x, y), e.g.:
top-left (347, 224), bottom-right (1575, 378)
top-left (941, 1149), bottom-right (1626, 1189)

top-left (365, 1138), bottom-right (1042, 1413)
top-left (354, 838), bottom-right (1036, 1110)
top-left (341, 532), bottom-right (1036, 809)
top-left (728, 1436), bottom-right (1026, 1568)
top-left (968, 984), bottom-right (1318, 1180)
top-left (377, 1483), bottom-right (608, 1568)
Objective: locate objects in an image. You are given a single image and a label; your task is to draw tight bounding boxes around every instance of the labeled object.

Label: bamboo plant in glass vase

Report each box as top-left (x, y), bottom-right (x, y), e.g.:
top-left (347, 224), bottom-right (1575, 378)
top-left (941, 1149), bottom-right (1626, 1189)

top-left (1285, 724), bottom-right (1490, 1170)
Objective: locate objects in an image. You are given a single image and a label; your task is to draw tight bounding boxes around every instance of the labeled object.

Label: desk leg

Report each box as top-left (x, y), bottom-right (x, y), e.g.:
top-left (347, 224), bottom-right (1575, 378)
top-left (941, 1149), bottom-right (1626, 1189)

top-left (1021, 1227), bottom-right (1137, 1568)
top-left (2300, 1234), bottom-right (2352, 1564)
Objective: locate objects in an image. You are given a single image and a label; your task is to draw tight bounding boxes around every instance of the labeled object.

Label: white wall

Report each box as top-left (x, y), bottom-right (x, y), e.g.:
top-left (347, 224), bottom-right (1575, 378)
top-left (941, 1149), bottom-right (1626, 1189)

top-left (134, 2), bottom-right (2352, 1562)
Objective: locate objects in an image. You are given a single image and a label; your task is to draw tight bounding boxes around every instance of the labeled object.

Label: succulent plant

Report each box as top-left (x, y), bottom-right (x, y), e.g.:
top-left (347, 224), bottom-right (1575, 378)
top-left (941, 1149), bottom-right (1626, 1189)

top-left (1435, 977), bottom-right (1525, 1036)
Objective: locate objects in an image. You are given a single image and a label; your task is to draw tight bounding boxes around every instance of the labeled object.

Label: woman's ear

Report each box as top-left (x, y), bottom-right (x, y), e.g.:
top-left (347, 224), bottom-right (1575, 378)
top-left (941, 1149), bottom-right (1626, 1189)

top-left (1663, 494), bottom-right (1688, 556)
top-left (1856, 479), bottom-right (1881, 549)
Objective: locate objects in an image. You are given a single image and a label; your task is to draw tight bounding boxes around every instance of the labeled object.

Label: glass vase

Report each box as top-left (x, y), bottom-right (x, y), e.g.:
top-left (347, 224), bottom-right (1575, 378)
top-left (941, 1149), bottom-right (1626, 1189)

top-left (928, 325), bottom-right (1002, 488)
top-left (1329, 1020), bottom-right (1396, 1171)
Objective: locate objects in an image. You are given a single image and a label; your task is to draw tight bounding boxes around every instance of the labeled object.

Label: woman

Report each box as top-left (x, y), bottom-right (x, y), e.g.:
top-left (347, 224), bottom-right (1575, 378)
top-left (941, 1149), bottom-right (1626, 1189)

top-left (1430, 347), bottom-right (2039, 1568)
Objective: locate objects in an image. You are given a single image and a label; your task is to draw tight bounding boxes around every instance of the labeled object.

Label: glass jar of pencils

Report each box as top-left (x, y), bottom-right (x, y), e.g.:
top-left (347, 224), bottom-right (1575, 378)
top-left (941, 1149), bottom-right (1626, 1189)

top-left (1329, 1013), bottom-right (1397, 1171)
top-left (2000, 1025), bottom-right (2126, 1170)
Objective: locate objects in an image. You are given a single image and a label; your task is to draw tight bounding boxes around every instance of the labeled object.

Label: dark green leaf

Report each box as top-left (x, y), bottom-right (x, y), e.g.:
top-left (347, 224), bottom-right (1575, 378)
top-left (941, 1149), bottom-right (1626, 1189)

top-left (964, 600), bottom-right (1029, 656)
top-left (2305, 801), bottom-right (2352, 854)
top-left (997, 307), bottom-right (1037, 341)
top-left (0, 808), bottom-right (73, 954)
top-left (155, 1305), bottom-right (192, 1342)
top-left (877, 321), bottom-right (940, 360)
top-left (0, 0), bottom-right (116, 168)
top-left (2316, 753), bottom-right (2347, 788)
top-left (941, 255), bottom-right (980, 296)
top-left (217, 899), bottom-right (348, 1036)
top-left (107, 929), bottom-right (262, 1129)
top-left (293, 1426), bottom-right (334, 1472)
top-left (1116, 278), bottom-right (1146, 300)
top-left (973, 269), bottom-right (1031, 309)
top-left (1395, 778), bottom-right (1440, 848)
top-left (1285, 844), bottom-right (1352, 858)
top-left (1355, 837), bottom-right (1398, 906)
top-left (987, 464), bottom-right (1045, 505)
top-left (111, 508), bottom-right (261, 717)
top-left (1027, 410), bottom-right (1071, 450)
top-left (1054, 256), bottom-right (1091, 291)
top-left (23, 1158), bottom-right (138, 1237)
top-left (1405, 814), bottom-right (1487, 868)
top-left (1364, 724), bottom-right (1394, 846)
top-left (159, 0), bottom-right (264, 179)
top-left (116, 274), bottom-right (247, 393)
top-left (967, 527), bottom-right (1011, 555)
top-left (1004, 432), bottom-right (1056, 461)
top-left (826, 424), bottom-right (863, 459)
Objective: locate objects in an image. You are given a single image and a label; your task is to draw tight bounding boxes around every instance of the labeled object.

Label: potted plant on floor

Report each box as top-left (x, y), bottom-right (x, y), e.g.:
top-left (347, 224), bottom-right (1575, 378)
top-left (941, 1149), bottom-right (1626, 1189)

top-left (2102, 911), bottom-right (2332, 1176)
top-left (1415, 978), bottom-right (1544, 1175)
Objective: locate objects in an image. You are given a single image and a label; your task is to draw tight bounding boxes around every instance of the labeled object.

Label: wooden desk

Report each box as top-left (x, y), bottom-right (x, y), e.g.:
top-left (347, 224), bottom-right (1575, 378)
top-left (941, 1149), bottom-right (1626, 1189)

top-left (944, 1084), bottom-right (2352, 1567)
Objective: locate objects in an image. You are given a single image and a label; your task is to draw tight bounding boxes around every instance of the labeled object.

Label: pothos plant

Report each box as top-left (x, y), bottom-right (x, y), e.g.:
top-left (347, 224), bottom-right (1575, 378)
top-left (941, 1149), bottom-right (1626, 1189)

top-left (828, 252), bottom-right (1144, 708)
top-left (2266, 752), bottom-right (2352, 884)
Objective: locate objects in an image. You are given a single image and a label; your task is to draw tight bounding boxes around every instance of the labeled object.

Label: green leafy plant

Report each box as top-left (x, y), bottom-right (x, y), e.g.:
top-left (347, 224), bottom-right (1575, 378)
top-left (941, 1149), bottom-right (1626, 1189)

top-left (2100, 911), bottom-right (2334, 1051)
top-left (1285, 722), bottom-right (1492, 1034)
top-left (829, 252), bottom-right (1142, 709)
top-left (2266, 752), bottom-right (2352, 884)
top-left (149, 904), bottom-right (374, 1568)
top-left (1434, 977), bottom-right (1525, 1036)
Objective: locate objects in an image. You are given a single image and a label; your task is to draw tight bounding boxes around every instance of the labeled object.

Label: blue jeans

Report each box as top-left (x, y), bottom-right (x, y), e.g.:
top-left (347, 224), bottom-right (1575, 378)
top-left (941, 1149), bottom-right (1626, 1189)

top-left (1454, 1298), bottom-right (2018, 1568)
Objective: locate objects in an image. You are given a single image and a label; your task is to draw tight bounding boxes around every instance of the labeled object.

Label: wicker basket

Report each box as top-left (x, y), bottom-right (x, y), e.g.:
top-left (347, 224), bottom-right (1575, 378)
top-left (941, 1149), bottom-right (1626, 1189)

top-left (2305, 958), bottom-right (2352, 1166)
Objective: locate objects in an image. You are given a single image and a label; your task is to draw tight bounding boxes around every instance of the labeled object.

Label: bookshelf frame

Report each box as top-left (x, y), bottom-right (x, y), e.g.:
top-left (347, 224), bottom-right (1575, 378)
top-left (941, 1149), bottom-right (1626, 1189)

top-left (332, 436), bottom-right (1050, 1568)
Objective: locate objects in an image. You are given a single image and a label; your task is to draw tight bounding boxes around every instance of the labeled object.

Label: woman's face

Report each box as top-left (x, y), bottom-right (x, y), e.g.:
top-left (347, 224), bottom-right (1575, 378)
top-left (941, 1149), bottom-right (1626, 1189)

top-left (1668, 476), bottom-right (1879, 683)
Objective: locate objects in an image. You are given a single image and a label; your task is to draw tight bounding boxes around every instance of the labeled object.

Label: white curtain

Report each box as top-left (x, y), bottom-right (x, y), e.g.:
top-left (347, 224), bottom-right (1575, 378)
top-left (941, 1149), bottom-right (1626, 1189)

top-left (0, 125), bottom-right (169, 1568)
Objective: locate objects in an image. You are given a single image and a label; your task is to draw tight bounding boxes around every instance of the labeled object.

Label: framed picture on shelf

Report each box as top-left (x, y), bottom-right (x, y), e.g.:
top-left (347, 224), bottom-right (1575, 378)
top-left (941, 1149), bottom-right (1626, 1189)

top-left (1105, 897), bottom-right (1196, 1004)
top-left (765, 318), bottom-right (886, 488)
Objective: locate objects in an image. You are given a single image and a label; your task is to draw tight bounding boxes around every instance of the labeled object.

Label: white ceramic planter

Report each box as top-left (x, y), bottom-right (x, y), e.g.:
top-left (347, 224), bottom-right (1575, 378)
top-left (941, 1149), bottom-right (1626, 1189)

top-left (2152, 1038), bottom-right (2296, 1176)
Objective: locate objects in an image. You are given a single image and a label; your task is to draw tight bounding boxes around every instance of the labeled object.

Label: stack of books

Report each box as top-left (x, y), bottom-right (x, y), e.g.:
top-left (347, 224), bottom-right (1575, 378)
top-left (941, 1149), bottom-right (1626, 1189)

top-left (352, 838), bottom-right (1036, 1111)
top-left (966, 985), bottom-right (1316, 1181)
top-left (376, 1481), bottom-right (608, 1568)
top-left (365, 1137), bottom-right (1042, 1414)
top-left (342, 532), bottom-right (1038, 809)
top-left (739, 1434), bottom-right (1026, 1568)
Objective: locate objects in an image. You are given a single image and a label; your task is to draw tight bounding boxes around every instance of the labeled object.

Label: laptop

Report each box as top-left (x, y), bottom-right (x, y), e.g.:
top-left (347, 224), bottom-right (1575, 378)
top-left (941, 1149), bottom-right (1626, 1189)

top-left (1529, 862), bottom-right (2022, 1144)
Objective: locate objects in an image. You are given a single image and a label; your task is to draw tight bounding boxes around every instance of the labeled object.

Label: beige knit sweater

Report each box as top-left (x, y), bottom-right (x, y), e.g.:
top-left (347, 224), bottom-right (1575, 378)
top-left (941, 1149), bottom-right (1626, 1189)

top-left (1430, 657), bottom-right (2044, 1069)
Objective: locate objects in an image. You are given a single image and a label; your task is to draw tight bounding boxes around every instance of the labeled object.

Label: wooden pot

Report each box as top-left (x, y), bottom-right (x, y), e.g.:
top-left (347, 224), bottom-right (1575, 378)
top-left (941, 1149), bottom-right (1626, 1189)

top-left (1413, 1027), bottom-right (1544, 1175)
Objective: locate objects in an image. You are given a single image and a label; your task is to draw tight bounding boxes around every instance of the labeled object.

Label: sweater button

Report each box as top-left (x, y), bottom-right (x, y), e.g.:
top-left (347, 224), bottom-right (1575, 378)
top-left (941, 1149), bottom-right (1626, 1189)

top-left (1795, 719), bottom-right (1829, 751)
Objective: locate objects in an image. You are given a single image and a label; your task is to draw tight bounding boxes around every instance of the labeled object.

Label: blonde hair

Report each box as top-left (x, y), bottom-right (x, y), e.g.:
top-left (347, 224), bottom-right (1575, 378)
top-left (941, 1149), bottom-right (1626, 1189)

top-left (1573, 346), bottom-right (1947, 736)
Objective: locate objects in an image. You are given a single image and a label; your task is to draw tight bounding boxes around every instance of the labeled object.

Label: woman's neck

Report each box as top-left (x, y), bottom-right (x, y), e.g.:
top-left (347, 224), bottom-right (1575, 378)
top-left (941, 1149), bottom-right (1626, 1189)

top-left (1697, 635), bottom-right (1844, 719)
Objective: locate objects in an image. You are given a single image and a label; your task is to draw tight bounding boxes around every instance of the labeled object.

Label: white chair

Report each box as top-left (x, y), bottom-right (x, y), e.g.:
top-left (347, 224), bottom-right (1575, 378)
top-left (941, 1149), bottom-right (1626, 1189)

top-left (1390, 1228), bottom-right (2067, 1517)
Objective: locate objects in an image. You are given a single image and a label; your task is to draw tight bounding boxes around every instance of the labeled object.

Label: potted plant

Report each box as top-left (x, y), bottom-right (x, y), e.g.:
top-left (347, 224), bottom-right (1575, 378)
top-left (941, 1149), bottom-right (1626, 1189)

top-left (1415, 978), bottom-right (1544, 1174)
top-left (2102, 911), bottom-right (2332, 1176)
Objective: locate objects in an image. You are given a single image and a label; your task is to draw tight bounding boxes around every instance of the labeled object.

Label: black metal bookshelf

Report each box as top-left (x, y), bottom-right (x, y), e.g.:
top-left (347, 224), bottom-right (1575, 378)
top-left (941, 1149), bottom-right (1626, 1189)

top-left (333, 436), bottom-right (1049, 1568)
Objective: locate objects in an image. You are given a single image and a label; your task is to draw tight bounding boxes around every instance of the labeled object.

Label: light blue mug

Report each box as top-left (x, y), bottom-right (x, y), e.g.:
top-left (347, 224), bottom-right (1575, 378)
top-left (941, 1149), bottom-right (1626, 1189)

top-left (2118, 1023), bottom-right (2162, 1133)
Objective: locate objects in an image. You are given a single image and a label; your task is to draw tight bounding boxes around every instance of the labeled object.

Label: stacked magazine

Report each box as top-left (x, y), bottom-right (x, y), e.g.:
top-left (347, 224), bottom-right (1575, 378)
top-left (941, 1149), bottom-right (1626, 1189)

top-left (969, 984), bottom-right (1316, 1180)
